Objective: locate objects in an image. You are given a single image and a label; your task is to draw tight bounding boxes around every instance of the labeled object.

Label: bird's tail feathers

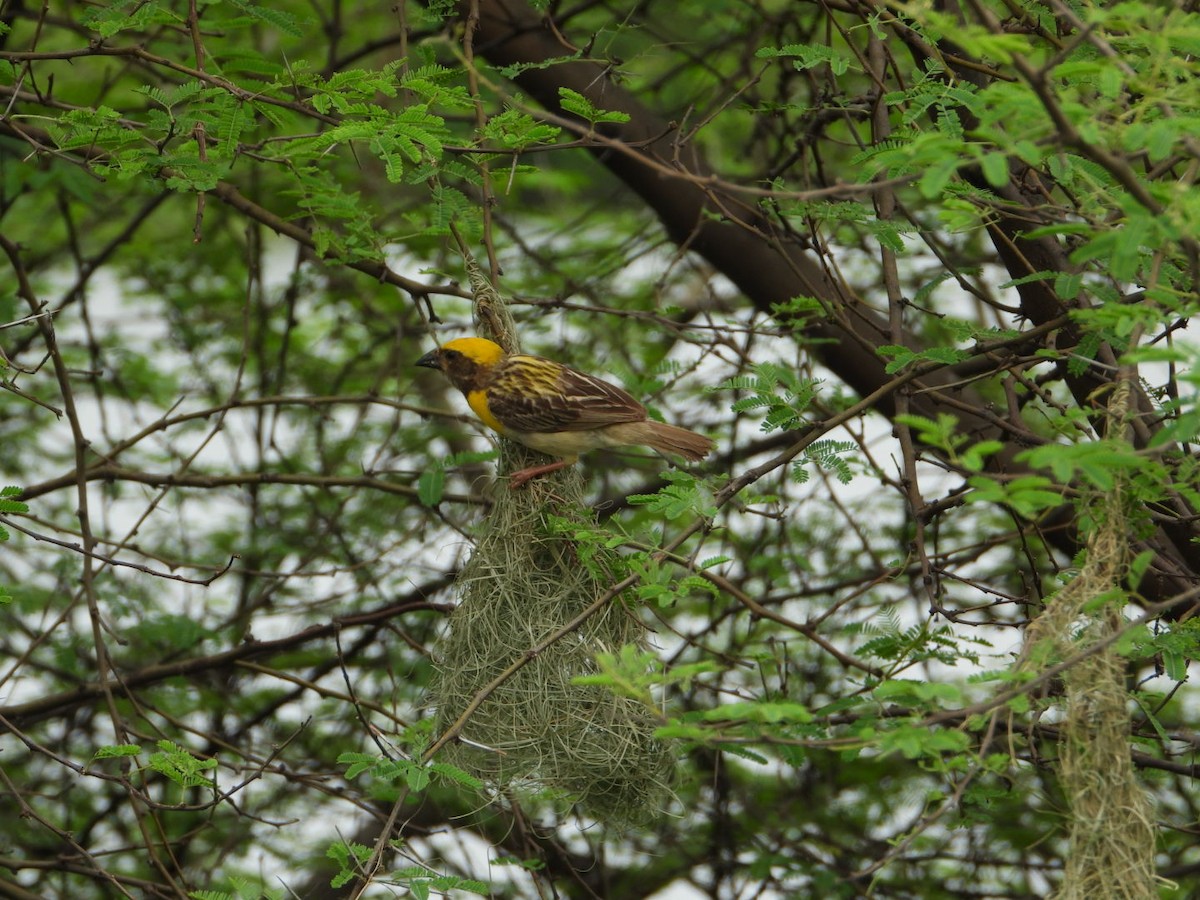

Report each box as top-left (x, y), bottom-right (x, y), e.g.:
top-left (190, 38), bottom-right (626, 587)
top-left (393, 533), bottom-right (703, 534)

top-left (614, 420), bottom-right (713, 461)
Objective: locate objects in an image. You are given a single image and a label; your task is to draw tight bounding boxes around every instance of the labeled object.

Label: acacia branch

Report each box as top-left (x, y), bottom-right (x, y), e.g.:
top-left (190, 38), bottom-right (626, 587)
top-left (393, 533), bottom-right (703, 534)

top-left (0, 591), bottom-right (452, 730)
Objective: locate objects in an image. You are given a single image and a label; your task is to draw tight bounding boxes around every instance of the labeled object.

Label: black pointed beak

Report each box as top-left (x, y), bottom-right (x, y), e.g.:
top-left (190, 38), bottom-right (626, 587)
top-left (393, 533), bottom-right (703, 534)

top-left (415, 349), bottom-right (441, 370)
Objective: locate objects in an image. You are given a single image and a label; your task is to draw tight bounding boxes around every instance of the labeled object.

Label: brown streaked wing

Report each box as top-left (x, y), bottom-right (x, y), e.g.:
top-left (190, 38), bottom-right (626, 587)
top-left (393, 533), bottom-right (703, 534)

top-left (487, 355), bottom-right (646, 433)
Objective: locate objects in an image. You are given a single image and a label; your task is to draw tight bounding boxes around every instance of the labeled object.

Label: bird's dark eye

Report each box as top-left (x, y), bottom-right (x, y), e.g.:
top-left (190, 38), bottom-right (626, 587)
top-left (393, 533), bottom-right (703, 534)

top-left (443, 349), bottom-right (460, 360)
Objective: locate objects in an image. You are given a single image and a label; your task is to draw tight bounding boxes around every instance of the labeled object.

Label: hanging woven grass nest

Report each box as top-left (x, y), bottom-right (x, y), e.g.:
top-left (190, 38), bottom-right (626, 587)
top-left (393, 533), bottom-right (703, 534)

top-left (427, 256), bottom-right (675, 827)
top-left (1021, 380), bottom-right (1157, 900)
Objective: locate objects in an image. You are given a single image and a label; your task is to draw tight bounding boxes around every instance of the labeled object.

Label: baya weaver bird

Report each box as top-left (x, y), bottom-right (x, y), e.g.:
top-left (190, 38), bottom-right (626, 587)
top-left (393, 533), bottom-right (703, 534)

top-left (416, 337), bottom-right (713, 487)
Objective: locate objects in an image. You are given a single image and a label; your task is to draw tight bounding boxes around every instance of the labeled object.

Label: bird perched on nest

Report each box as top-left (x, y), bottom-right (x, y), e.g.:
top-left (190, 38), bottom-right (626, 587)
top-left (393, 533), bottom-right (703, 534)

top-left (416, 337), bottom-right (713, 487)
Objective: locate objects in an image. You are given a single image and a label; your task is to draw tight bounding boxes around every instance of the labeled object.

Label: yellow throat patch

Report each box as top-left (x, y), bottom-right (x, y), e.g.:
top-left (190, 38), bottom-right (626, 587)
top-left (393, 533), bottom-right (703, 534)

top-left (466, 388), bottom-right (506, 435)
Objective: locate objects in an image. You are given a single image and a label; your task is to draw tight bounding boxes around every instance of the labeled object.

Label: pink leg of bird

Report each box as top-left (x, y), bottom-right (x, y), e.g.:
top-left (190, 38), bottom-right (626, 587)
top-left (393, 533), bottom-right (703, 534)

top-left (508, 459), bottom-right (573, 488)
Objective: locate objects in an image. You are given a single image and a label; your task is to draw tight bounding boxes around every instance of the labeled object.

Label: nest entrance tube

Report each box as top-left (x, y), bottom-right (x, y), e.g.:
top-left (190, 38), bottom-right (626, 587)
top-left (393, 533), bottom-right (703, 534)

top-left (427, 255), bottom-right (674, 826)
